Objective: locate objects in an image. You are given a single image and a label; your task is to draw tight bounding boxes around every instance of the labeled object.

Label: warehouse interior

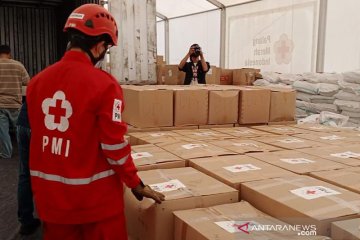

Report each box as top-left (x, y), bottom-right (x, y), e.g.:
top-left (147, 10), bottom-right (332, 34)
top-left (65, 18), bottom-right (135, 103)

top-left (1, 0), bottom-right (360, 240)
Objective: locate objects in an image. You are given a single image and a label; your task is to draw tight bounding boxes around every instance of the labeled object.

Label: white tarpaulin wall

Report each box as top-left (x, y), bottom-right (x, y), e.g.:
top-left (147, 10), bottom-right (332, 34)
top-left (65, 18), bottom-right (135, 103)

top-left (156, 0), bottom-right (360, 73)
top-left (226, 0), bottom-right (319, 73)
top-left (156, 10), bottom-right (221, 66)
top-left (156, 20), bottom-right (165, 57)
top-left (168, 10), bottom-right (221, 66)
top-left (324, 0), bottom-right (360, 72)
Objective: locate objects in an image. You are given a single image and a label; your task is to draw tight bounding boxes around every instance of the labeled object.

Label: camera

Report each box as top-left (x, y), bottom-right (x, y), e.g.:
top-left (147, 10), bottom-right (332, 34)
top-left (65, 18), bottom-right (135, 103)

top-left (191, 44), bottom-right (201, 57)
top-left (194, 46), bottom-right (201, 54)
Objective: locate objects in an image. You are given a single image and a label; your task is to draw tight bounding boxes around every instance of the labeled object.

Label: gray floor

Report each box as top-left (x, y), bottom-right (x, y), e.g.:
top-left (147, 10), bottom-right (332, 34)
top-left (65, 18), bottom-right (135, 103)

top-left (0, 140), bottom-right (41, 240)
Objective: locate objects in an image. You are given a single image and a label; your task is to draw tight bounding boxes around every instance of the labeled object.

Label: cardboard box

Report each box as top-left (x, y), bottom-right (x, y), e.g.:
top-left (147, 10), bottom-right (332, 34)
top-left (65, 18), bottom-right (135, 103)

top-left (174, 88), bottom-right (208, 126)
top-left (239, 88), bottom-right (271, 124)
top-left (174, 201), bottom-right (330, 240)
top-left (251, 125), bottom-right (310, 135)
top-left (254, 135), bottom-right (327, 150)
top-left (268, 120), bottom-right (297, 125)
top-left (160, 125), bottom-right (199, 131)
top-left (247, 150), bottom-right (347, 175)
top-left (214, 127), bottom-right (275, 138)
top-left (331, 218), bottom-right (360, 240)
top-left (220, 69), bottom-right (233, 85)
top-left (296, 132), bottom-right (360, 146)
top-left (124, 167), bottom-right (238, 240)
top-left (199, 124), bottom-right (235, 129)
top-left (163, 65), bottom-right (183, 85)
top-left (156, 140), bottom-right (236, 160)
top-left (310, 168), bottom-right (360, 194)
top-left (156, 64), bottom-right (165, 84)
top-left (189, 155), bottom-right (295, 198)
top-left (296, 145), bottom-right (360, 166)
top-left (123, 87), bottom-right (173, 128)
top-left (128, 131), bottom-right (183, 145)
top-left (209, 139), bottom-right (281, 154)
top-left (131, 144), bottom-right (185, 171)
top-left (241, 175), bottom-right (360, 236)
top-left (269, 88), bottom-right (296, 122)
top-left (208, 89), bottom-right (239, 124)
top-left (205, 66), bottom-right (221, 84)
top-left (292, 124), bottom-right (342, 133)
top-left (172, 129), bottom-right (233, 141)
top-left (126, 125), bottom-right (161, 133)
top-left (156, 55), bottom-right (165, 64)
top-left (233, 68), bottom-right (260, 85)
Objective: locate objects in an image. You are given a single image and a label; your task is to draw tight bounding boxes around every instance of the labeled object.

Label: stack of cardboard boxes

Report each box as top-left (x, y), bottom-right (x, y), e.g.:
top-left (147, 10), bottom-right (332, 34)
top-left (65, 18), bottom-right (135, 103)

top-left (123, 123), bottom-right (360, 239)
top-left (156, 57), bottom-right (260, 87)
top-left (122, 85), bottom-right (296, 129)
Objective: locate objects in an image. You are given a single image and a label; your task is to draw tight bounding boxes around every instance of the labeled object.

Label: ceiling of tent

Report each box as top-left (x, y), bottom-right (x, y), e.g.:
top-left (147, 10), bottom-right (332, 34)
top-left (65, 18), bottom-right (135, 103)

top-left (156, 0), bottom-right (258, 19)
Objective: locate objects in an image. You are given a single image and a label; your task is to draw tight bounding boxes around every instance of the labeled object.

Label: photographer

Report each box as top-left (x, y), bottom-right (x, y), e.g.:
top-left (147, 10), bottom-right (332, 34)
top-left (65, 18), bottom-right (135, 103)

top-left (178, 44), bottom-right (210, 85)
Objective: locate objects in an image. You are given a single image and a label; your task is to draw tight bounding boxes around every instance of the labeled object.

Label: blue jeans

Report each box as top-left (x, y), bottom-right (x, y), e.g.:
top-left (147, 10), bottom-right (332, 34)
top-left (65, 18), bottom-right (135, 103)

top-left (17, 125), bottom-right (35, 225)
top-left (0, 108), bottom-right (19, 158)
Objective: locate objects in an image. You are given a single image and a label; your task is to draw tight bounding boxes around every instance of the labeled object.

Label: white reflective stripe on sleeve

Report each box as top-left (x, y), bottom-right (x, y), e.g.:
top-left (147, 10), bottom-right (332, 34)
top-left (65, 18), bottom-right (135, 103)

top-left (107, 154), bottom-right (129, 166)
top-left (101, 140), bottom-right (128, 151)
top-left (30, 169), bottom-right (115, 185)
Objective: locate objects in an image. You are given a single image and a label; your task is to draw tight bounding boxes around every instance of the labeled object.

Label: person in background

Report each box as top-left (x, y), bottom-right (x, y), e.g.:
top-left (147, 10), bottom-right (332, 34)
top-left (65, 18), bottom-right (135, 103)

top-left (0, 44), bottom-right (29, 158)
top-left (17, 100), bottom-right (41, 235)
top-left (178, 43), bottom-right (210, 85)
top-left (26, 4), bottom-right (164, 240)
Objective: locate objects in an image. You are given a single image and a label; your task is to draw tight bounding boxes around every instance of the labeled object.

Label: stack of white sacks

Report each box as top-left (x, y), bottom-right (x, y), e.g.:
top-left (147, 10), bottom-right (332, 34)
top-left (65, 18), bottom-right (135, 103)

top-left (253, 70), bottom-right (360, 126)
top-left (335, 71), bottom-right (360, 125)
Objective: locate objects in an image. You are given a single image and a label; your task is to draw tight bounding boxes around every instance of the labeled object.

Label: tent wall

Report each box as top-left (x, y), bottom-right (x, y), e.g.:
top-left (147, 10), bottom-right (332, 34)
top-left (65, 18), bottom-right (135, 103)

top-left (323, 0), bottom-right (360, 72)
top-left (156, 21), bottom-right (165, 58)
top-left (167, 10), bottom-right (221, 66)
top-left (226, 0), bottom-right (319, 73)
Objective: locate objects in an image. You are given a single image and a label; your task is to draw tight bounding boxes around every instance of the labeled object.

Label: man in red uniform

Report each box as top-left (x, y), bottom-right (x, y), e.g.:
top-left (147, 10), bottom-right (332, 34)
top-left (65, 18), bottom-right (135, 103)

top-left (26, 4), bottom-right (165, 240)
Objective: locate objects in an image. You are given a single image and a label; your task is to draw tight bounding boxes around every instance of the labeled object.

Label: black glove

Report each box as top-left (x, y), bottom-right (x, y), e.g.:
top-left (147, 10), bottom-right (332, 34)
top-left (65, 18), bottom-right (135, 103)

top-left (131, 181), bottom-right (165, 204)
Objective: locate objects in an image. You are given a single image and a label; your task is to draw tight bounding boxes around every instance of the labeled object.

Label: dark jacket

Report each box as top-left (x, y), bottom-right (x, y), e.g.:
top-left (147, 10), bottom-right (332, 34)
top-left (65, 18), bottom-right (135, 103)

top-left (179, 61), bottom-right (210, 85)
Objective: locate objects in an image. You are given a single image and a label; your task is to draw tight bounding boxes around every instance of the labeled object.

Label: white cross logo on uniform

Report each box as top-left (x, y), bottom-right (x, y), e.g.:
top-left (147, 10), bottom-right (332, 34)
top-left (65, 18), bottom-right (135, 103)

top-left (42, 91), bottom-right (73, 132)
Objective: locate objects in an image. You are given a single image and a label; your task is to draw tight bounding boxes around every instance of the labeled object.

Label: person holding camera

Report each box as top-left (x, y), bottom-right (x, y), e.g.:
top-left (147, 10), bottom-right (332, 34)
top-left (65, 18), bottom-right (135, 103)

top-left (178, 44), bottom-right (210, 85)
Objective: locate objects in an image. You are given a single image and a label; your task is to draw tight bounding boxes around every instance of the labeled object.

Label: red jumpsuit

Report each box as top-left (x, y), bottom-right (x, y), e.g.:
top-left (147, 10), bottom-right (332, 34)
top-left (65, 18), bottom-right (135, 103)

top-left (26, 50), bottom-right (140, 240)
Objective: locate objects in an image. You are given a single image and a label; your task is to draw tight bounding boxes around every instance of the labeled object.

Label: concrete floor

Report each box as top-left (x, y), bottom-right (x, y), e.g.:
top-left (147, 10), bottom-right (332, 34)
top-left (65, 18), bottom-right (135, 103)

top-left (0, 141), bottom-right (41, 240)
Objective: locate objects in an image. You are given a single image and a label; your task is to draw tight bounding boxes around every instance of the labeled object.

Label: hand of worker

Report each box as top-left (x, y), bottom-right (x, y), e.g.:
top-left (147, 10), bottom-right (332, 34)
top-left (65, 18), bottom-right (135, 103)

top-left (132, 182), bottom-right (165, 204)
top-left (188, 47), bottom-right (195, 56)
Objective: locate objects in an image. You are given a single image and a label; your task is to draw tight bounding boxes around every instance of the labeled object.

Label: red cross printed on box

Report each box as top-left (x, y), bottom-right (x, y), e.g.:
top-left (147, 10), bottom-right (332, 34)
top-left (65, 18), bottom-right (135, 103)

top-left (233, 222), bottom-right (250, 234)
top-left (49, 99), bottom-right (66, 124)
top-left (165, 184), bottom-right (174, 189)
top-left (306, 190), bottom-right (317, 195)
top-left (235, 166), bottom-right (243, 170)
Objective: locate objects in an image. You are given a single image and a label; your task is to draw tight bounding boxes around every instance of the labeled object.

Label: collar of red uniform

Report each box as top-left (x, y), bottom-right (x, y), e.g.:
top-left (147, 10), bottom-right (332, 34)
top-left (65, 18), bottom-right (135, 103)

top-left (62, 50), bottom-right (93, 65)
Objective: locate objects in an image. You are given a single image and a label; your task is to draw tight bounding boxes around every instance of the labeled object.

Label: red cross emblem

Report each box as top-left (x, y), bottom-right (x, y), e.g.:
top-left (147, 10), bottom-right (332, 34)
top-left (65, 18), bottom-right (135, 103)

top-left (307, 190), bottom-right (317, 195)
top-left (49, 99), bottom-right (66, 124)
top-left (165, 184), bottom-right (174, 189)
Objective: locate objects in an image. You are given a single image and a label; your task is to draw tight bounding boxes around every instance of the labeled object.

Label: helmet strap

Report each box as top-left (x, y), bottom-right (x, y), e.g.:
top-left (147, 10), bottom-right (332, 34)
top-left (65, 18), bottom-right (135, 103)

top-left (81, 46), bottom-right (106, 66)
